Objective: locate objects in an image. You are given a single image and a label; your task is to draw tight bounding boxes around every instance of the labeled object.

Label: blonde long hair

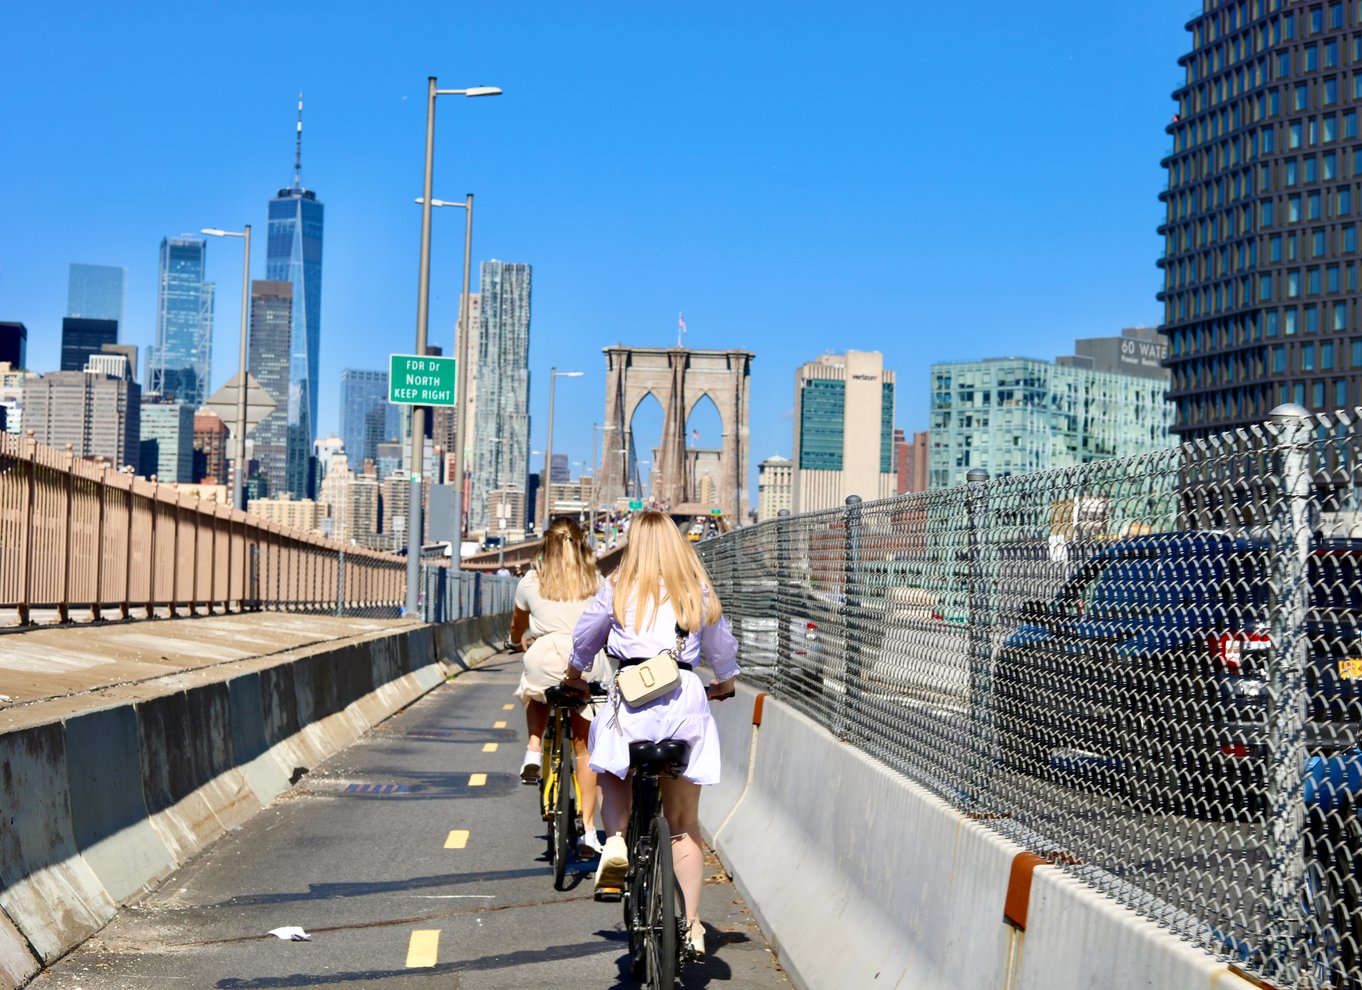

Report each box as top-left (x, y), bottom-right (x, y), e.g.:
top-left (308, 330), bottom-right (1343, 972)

top-left (611, 510), bottom-right (722, 631)
top-left (535, 517), bottom-right (601, 601)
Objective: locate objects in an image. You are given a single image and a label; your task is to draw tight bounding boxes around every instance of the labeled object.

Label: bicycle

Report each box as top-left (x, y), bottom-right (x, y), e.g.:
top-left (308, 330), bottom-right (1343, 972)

top-left (540, 682), bottom-right (603, 890)
top-left (590, 737), bottom-right (690, 989)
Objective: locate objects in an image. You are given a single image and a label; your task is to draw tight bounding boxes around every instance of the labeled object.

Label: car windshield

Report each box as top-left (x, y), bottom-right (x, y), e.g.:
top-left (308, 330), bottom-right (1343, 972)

top-left (1058, 551), bottom-right (1239, 620)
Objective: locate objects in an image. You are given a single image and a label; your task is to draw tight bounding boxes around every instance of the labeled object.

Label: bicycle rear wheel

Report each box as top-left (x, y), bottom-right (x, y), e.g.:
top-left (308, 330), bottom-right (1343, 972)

top-left (552, 744), bottom-right (576, 890)
top-left (644, 811), bottom-right (680, 989)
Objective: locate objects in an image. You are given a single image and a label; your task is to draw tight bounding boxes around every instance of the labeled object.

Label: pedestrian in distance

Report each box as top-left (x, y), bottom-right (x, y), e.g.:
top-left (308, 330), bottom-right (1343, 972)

top-left (562, 509), bottom-right (739, 960)
top-left (509, 517), bottom-right (608, 853)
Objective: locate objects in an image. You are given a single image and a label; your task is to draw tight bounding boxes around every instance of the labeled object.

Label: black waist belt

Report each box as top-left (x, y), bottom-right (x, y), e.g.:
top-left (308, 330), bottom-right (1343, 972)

top-left (614, 655), bottom-right (693, 673)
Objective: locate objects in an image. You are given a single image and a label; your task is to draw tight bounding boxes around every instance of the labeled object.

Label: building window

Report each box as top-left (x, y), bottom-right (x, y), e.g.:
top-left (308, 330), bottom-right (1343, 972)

top-left (1345, 225), bottom-right (1358, 250)
top-left (1304, 343), bottom-right (1316, 370)
top-left (1306, 43), bottom-right (1319, 70)
top-left (1336, 302), bottom-right (1349, 328)
top-left (1290, 194), bottom-right (1303, 221)
top-left (1296, 82), bottom-right (1310, 110)
top-left (1314, 230), bottom-right (1327, 256)
top-left (1309, 267), bottom-right (1323, 293)
top-left (1329, 264), bottom-right (1341, 290)
top-left (1323, 342), bottom-right (1336, 369)
top-left (1346, 110), bottom-right (1359, 138)
top-left (1289, 269), bottom-right (1302, 296)
top-left (1287, 159), bottom-right (1300, 185)
top-left (1309, 191), bottom-right (1323, 218)
top-left (1306, 155), bottom-right (1319, 181)
top-left (1274, 345), bottom-right (1287, 371)
top-left (1268, 310), bottom-right (1281, 336)
top-left (1325, 115), bottom-right (1338, 142)
top-left (1327, 39), bottom-right (1341, 66)
top-left (1352, 339), bottom-right (1362, 367)
top-left (1325, 151), bottom-right (1339, 178)
top-left (1337, 379), bottom-right (1349, 406)
top-left (1287, 307), bottom-right (1300, 334)
top-left (1306, 304), bottom-right (1320, 332)
top-left (1291, 121), bottom-right (1304, 148)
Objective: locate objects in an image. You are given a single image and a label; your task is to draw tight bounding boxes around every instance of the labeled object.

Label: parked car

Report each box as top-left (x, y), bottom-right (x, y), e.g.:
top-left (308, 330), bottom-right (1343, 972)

top-left (993, 530), bottom-right (1362, 819)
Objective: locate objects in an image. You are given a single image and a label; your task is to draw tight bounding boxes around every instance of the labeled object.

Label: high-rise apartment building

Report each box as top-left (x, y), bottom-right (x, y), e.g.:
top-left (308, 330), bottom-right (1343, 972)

top-left (896, 429), bottom-right (929, 494)
top-left (23, 361), bottom-right (140, 471)
top-left (140, 399), bottom-right (194, 482)
top-left (1158, 1), bottom-right (1362, 437)
top-left (757, 455), bottom-right (793, 521)
top-left (457, 293), bottom-right (482, 466)
top-left (0, 323), bottom-right (27, 368)
top-left (193, 410), bottom-right (230, 484)
top-left (148, 237), bottom-right (214, 406)
top-left (928, 349), bottom-right (1175, 489)
top-left (265, 98), bottom-right (324, 495)
top-left (61, 318), bottom-right (118, 372)
top-left (319, 455), bottom-right (379, 545)
top-left (247, 494), bottom-right (325, 533)
top-left (791, 350), bottom-right (897, 512)
top-left (67, 263), bottom-right (125, 324)
top-left (248, 280), bottom-right (295, 497)
top-left (339, 368), bottom-right (399, 469)
top-left (471, 261), bottom-right (532, 531)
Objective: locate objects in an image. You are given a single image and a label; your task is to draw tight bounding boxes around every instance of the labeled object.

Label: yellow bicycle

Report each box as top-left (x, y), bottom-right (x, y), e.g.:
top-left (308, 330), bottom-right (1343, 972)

top-left (540, 683), bottom-right (599, 889)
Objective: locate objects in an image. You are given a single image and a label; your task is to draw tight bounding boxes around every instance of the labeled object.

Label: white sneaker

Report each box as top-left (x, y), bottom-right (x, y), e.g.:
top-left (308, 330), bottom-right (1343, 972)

top-left (686, 919), bottom-right (705, 961)
top-left (595, 833), bottom-right (628, 889)
top-left (520, 748), bottom-right (541, 785)
top-left (580, 829), bottom-right (604, 855)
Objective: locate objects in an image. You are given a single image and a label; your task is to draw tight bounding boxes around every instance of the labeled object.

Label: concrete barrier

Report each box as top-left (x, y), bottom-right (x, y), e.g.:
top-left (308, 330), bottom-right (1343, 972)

top-left (701, 693), bottom-right (1260, 990)
top-left (699, 684), bottom-right (761, 844)
top-left (0, 613), bottom-right (509, 990)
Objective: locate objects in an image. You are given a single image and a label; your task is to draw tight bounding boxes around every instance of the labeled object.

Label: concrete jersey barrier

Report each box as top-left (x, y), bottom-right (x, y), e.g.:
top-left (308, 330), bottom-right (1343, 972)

top-left (0, 612), bottom-right (507, 990)
top-left (701, 688), bottom-right (1261, 990)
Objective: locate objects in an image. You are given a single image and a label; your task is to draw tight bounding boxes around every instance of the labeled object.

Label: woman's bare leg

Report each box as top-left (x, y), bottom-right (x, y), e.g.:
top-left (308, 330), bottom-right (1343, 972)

top-left (523, 699), bottom-right (548, 751)
top-left (570, 712), bottom-right (599, 837)
top-left (660, 776), bottom-right (704, 924)
top-left (598, 770), bottom-right (632, 838)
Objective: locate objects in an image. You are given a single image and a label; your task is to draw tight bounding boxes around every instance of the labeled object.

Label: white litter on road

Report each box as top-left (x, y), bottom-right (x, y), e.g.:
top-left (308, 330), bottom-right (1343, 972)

top-left (267, 926), bottom-right (312, 941)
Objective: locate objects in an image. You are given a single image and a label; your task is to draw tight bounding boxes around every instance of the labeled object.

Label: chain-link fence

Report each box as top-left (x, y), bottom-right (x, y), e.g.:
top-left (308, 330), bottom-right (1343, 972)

top-left (699, 405), bottom-right (1362, 990)
top-left (418, 564), bottom-right (517, 624)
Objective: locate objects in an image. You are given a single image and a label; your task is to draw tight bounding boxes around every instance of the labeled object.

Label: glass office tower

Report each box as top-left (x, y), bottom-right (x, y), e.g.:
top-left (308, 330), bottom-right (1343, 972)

top-left (339, 368), bottom-right (400, 470)
top-left (248, 280), bottom-right (294, 496)
top-left (148, 238), bottom-right (214, 406)
top-left (265, 101), bottom-right (324, 497)
top-left (67, 263), bottom-right (125, 324)
top-left (1159, 0), bottom-right (1362, 438)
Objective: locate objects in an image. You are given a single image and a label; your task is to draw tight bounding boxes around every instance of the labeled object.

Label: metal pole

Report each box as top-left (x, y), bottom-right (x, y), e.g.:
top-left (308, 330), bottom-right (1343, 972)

top-left (452, 193), bottom-right (473, 543)
top-left (963, 467), bottom-right (993, 812)
top-left (234, 226), bottom-right (251, 511)
top-left (836, 494), bottom-right (864, 740)
top-left (406, 75), bottom-right (437, 617)
top-left (1264, 402), bottom-right (1314, 983)
top-left (542, 367), bottom-right (557, 533)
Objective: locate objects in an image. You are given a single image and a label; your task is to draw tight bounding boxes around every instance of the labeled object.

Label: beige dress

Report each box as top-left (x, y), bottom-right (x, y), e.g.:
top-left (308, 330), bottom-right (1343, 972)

top-left (513, 571), bottom-right (608, 718)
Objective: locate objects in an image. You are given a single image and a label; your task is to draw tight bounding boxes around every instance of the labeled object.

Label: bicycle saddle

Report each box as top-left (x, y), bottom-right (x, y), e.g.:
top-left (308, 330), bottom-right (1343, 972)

top-left (544, 684), bottom-right (584, 708)
top-left (629, 739), bottom-right (690, 769)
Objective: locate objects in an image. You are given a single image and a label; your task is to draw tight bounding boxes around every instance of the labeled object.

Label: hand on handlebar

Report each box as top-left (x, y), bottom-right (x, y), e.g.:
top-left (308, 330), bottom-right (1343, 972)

top-left (706, 678), bottom-right (736, 702)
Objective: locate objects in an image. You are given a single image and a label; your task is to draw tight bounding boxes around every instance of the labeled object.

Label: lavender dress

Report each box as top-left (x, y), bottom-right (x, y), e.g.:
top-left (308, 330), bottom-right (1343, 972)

top-left (568, 581), bottom-right (740, 785)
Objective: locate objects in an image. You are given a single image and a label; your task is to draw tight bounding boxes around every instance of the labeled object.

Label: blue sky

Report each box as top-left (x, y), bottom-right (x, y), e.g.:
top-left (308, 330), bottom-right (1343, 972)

top-left (0, 1), bottom-right (1192, 493)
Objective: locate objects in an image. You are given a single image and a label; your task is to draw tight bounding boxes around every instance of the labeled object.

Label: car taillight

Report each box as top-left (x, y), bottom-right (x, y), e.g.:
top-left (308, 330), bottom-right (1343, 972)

top-left (805, 622), bottom-right (817, 641)
top-left (1220, 743), bottom-right (1250, 758)
top-left (1209, 631), bottom-right (1271, 673)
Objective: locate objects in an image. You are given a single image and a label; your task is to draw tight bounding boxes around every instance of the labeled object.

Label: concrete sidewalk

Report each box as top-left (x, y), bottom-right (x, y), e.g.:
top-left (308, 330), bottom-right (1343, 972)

top-left (0, 613), bottom-right (416, 732)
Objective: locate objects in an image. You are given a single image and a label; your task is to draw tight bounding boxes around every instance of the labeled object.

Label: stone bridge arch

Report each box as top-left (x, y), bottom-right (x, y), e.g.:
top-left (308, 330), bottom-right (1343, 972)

top-left (598, 346), bottom-right (753, 521)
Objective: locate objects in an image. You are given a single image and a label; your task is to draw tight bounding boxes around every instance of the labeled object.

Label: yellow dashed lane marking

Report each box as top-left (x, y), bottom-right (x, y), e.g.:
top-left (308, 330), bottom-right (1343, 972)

top-left (493, 720), bottom-right (507, 729)
top-left (469, 773), bottom-right (487, 787)
top-left (445, 829), bottom-right (470, 849)
top-left (502, 703), bottom-right (514, 710)
top-left (482, 742), bottom-right (498, 753)
top-left (406, 929), bottom-right (440, 968)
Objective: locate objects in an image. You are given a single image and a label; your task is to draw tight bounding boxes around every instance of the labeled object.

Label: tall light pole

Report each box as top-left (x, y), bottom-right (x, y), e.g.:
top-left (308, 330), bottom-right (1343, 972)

top-left (406, 76), bottom-right (501, 618)
top-left (541, 368), bottom-right (583, 533)
top-left (414, 193), bottom-right (474, 540)
top-left (201, 226), bottom-right (251, 509)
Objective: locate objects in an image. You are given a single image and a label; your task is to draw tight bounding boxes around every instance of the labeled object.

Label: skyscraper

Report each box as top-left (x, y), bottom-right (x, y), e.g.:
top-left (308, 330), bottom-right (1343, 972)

top-left (248, 280), bottom-right (294, 497)
top-left (265, 96), bottom-right (324, 497)
top-left (23, 359), bottom-right (140, 472)
top-left (148, 237), bottom-right (214, 405)
top-left (792, 350), bottom-right (897, 512)
top-left (67, 263), bottom-right (125, 324)
top-left (339, 369), bottom-right (399, 470)
top-left (139, 399), bottom-right (195, 482)
top-left (60, 318), bottom-right (118, 372)
top-left (0, 322), bottom-right (28, 369)
top-left (1158, 1), bottom-right (1362, 438)
top-left (470, 261), bottom-right (532, 532)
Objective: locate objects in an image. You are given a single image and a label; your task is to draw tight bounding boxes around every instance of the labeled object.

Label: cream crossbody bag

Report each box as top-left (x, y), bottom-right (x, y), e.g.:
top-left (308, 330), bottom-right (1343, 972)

top-left (614, 626), bottom-right (686, 707)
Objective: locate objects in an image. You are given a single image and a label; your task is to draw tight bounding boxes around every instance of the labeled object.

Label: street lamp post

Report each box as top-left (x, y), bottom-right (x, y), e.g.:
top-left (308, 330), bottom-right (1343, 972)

top-left (541, 368), bottom-right (583, 533)
top-left (201, 226), bottom-right (251, 510)
top-left (405, 76), bottom-right (501, 618)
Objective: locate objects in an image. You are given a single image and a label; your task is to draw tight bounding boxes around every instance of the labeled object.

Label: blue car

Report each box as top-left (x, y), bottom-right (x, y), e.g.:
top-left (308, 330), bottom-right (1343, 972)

top-left (993, 531), bottom-right (1362, 820)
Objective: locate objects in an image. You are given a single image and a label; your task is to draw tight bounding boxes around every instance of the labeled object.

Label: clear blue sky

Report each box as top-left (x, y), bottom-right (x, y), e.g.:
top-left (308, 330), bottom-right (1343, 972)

top-left (0, 1), bottom-right (1192, 492)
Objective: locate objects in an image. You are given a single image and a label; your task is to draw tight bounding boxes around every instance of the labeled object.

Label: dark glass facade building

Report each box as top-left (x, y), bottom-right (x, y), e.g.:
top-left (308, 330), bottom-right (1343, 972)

top-left (60, 318), bottom-right (118, 372)
top-left (0, 322), bottom-right (26, 368)
top-left (248, 280), bottom-right (294, 497)
top-left (1159, 0), bottom-right (1362, 439)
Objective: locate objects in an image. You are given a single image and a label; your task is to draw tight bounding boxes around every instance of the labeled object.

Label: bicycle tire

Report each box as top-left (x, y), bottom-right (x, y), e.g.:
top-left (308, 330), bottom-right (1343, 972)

top-left (552, 741), bottom-right (576, 890)
top-left (644, 811), bottom-right (680, 989)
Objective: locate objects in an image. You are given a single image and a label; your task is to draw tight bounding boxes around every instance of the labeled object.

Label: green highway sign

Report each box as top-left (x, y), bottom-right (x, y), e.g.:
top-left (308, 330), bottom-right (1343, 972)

top-left (628, 499), bottom-right (644, 510)
top-left (389, 354), bottom-right (457, 406)
top-left (709, 507), bottom-right (723, 515)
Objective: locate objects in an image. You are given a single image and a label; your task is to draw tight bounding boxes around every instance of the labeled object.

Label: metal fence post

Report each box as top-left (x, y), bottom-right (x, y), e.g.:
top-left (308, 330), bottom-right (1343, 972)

top-left (836, 494), bottom-right (864, 741)
top-left (92, 464), bottom-right (107, 622)
top-left (59, 447), bottom-right (74, 624)
top-left (963, 468), bottom-right (993, 812)
top-left (1263, 403), bottom-right (1314, 984)
top-left (18, 437), bottom-right (38, 625)
top-left (336, 550), bottom-right (345, 616)
top-left (773, 509), bottom-right (792, 700)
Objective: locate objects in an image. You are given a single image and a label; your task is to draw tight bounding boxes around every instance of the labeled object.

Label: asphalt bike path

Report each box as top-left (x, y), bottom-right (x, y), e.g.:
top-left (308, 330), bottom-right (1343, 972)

top-left (26, 653), bottom-right (791, 989)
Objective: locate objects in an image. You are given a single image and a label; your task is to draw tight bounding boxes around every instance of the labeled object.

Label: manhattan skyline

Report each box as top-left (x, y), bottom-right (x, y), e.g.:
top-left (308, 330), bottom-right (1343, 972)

top-left (1, 1), bottom-right (1192, 487)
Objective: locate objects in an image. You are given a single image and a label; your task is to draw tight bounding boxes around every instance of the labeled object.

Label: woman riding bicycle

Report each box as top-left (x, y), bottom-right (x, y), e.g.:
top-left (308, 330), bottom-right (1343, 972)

top-left (510, 517), bottom-right (606, 853)
top-left (563, 510), bottom-right (739, 960)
